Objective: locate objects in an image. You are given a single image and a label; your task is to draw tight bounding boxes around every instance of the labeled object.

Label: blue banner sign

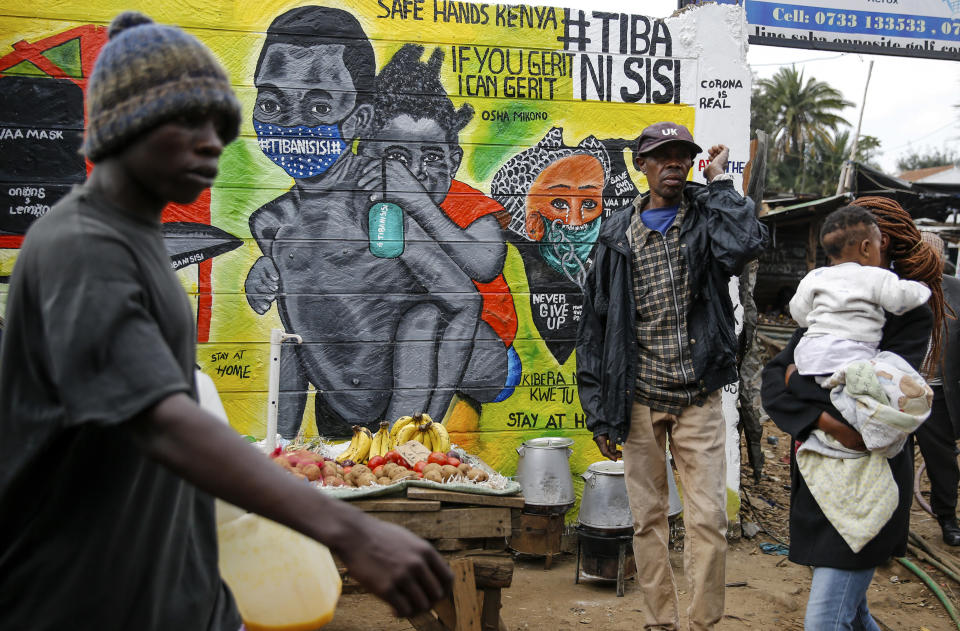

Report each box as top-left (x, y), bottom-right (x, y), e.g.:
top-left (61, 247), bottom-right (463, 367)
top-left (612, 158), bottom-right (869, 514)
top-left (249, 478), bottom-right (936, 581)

top-left (680, 0), bottom-right (960, 60)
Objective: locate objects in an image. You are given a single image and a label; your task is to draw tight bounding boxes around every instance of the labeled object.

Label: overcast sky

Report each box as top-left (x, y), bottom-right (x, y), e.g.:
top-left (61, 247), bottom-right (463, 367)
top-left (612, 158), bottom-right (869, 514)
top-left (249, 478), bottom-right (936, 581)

top-left (558, 0), bottom-right (960, 174)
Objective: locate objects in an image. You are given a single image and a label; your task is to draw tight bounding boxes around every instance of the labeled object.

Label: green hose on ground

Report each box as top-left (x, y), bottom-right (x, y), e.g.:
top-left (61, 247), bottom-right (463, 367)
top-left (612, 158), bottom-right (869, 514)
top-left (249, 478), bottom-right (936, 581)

top-left (907, 544), bottom-right (960, 585)
top-left (896, 556), bottom-right (960, 631)
top-left (910, 531), bottom-right (960, 578)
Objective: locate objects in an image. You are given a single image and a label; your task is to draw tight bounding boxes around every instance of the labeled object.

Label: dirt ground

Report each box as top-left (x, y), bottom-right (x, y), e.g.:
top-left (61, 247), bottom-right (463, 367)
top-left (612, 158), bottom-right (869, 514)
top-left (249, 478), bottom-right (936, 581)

top-left (326, 421), bottom-right (960, 631)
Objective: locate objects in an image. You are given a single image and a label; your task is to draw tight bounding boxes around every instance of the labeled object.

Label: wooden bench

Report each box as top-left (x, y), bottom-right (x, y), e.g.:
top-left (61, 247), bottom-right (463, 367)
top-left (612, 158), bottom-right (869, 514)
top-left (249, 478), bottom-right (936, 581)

top-left (344, 488), bottom-right (522, 630)
top-left (408, 555), bottom-right (513, 631)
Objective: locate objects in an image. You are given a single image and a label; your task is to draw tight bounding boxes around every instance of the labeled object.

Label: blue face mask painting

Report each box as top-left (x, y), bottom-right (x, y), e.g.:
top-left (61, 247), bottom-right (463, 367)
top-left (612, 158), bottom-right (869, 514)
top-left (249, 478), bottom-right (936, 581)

top-left (538, 216), bottom-right (601, 284)
top-left (253, 120), bottom-right (347, 179)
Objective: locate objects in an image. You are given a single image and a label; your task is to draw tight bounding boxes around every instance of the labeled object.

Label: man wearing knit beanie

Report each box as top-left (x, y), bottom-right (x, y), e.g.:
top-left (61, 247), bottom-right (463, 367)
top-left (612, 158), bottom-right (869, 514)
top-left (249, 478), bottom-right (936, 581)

top-left (0, 12), bottom-right (451, 630)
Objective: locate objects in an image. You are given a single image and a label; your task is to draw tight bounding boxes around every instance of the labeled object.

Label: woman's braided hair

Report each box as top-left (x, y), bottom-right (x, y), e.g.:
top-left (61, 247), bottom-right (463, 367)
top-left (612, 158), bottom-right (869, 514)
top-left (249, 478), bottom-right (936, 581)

top-left (853, 195), bottom-right (945, 374)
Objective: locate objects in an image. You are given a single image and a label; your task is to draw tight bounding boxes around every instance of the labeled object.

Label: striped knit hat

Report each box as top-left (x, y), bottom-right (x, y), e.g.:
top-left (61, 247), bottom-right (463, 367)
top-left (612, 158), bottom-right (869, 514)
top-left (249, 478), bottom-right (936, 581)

top-left (82, 12), bottom-right (241, 161)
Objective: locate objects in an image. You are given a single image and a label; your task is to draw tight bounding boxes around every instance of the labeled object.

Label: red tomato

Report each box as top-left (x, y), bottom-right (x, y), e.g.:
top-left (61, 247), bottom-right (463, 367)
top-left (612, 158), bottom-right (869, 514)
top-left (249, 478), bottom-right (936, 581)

top-left (367, 455), bottom-right (387, 470)
top-left (372, 465), bottom-right (385, 477)
top-left (384, 451), bottom-right (404, 465)
top-left (342, 466), bottom-right (353, 475)
top-left (428, 451), bottom-right (448, 466)
top-left (413, 461), bottom-right (427, 474)
top-left (446, 457), bottom-right (461, 467)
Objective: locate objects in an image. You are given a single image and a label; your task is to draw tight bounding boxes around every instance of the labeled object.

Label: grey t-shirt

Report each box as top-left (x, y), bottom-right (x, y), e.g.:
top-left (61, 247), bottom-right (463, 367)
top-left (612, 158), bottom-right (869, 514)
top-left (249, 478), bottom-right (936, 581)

top-left (0, 186), bottom-right (240, 629)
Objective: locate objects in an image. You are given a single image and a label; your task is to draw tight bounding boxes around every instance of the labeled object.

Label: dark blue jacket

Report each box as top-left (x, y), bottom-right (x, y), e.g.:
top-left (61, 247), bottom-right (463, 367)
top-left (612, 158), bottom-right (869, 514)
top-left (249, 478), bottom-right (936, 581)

top-left (761, 305), bottom-right (932, 568)
top-left (576, 179), bottom-right (768, 443)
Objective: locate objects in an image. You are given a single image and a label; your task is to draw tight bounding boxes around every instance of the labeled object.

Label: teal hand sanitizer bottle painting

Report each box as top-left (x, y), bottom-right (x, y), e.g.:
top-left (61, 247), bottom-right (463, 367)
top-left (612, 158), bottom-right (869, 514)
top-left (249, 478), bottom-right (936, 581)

top-left (369, 159), bottom-right (404, 258)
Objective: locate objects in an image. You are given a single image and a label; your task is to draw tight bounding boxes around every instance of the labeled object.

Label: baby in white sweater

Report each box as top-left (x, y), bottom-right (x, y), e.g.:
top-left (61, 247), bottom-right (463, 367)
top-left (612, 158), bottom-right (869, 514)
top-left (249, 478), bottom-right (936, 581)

top-left (790, 205), bottom-right (930, 382)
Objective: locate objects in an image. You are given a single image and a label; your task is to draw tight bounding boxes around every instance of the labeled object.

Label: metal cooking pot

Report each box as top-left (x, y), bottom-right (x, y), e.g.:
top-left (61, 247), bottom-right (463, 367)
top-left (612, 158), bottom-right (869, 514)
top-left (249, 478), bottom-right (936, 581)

top-left (578, 456), bottom-right (683, 529)
top-left (578, 460), bottom-right (631, 530)
top-left (515, 437), bottom-right (575, 507)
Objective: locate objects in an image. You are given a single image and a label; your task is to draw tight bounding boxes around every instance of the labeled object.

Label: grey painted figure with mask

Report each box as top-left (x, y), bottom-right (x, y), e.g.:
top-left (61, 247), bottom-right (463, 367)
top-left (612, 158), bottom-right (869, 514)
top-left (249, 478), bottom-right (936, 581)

top-left (245, 6), bottom-right (381, 437)
top-left (244, 10), bottom-right (508, 437)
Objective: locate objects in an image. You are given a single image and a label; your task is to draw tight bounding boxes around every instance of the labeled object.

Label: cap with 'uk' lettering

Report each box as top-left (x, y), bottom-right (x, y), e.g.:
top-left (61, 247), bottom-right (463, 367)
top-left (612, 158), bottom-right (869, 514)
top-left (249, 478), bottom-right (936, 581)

top-left (636, 122), bottom-right (702, 157)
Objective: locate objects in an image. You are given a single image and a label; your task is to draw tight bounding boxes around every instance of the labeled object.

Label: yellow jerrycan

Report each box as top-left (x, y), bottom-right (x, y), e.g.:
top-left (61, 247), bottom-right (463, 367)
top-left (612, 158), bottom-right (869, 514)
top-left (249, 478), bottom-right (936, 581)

top-left (196, 368), bottom-right (341, 630)
top-left (217, 503), bottom-right (342, 631)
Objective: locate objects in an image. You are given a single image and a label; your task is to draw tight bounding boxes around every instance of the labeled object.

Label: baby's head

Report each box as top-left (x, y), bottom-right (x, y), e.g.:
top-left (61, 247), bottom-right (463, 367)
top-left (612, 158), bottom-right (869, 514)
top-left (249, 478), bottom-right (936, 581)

top-left (359, 44), bottom-right (473, 206)
top-left (820, 205), bottom-right (883, 268)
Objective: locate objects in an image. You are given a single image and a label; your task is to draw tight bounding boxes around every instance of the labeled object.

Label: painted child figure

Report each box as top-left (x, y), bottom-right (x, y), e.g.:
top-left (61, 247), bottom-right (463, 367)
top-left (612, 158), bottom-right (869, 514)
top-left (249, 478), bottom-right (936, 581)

top-left (789, 205), bottom-right (933, 552)
top-left (354, 44), bottom-right (511, 422)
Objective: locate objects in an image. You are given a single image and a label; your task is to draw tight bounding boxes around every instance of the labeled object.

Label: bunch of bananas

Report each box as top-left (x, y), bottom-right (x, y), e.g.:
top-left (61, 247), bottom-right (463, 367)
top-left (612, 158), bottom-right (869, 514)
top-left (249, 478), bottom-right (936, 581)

top-left (368, 421), bottom-right (391, 459)
top-left (336, 425), bottom-right (373, 464)
top-left (389, 413), bottom-right (450, 453)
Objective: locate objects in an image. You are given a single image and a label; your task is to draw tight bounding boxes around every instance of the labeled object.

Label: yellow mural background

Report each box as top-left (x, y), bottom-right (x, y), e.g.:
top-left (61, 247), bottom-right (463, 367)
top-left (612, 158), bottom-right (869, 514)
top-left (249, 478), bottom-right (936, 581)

top-left (0, 0), bottom-right (731, 519)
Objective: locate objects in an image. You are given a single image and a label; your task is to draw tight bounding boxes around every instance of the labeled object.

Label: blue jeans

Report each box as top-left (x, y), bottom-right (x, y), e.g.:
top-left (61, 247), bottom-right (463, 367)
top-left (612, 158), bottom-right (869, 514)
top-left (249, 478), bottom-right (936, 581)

top-left (805, 567), bottom-right (881, 631)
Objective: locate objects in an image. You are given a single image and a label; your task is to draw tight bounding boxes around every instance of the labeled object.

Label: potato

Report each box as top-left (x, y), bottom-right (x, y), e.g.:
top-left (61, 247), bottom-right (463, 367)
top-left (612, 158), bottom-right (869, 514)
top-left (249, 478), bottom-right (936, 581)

top-left (423, 463), bottom-right (442, 475)
top-left (323, 475), bottom-right (344, 487)
top-left (351, 464), bottom-right (371, 477)
top-left (292, 449), bottom-right (323, 463)
top-left (440, 465), bottom-right (460, 481)
top-left (377, 476), bottom-right (393, 485)
top-left (391, 469), bottom-right (416, 481)
top-left (321, 462), bottom-right (339, 478)
top-left (355, 473), bottom-right (378, 487)
top-left (383, 463), bottom-right (400, 476)
top-left (292, 472), bottom-right (308, 480)
top-left (467, 469), bottom-right (489, 482)
top-left (301, 463), bottom-right (322, 481)
top-left (424, 470), bottom-right (443, 483)
top-left (457, 463), bottom-right (471, 475)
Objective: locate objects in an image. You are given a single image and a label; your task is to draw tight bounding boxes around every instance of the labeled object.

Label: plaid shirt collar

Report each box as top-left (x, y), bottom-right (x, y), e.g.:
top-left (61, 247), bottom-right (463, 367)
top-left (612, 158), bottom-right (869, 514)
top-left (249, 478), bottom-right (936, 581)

top-left (629, 192), bottom-right (689, 247)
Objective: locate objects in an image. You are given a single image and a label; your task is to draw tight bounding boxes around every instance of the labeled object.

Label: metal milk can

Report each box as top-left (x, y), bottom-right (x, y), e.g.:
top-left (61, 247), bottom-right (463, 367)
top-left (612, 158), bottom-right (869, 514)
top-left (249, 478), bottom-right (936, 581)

top-left (515, 437), bottom-right (575, 508)
top-left (578, 460), bottom-right (631, 530)
top-left (578, 455), bottom-right (683, 529)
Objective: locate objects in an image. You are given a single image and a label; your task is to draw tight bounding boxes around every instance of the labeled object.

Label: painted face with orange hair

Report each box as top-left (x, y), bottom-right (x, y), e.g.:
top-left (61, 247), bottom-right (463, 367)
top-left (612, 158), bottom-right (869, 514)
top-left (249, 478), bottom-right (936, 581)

top-left (521, 153), bottom-right (605, 284)
top-left (524, 154), bottom-right (605, 241)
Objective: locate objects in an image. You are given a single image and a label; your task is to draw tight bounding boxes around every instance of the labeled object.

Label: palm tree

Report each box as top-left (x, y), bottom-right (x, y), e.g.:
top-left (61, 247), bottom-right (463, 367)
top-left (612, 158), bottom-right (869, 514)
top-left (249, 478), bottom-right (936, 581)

top-left (807, 129), bottom-right (882, 196)
top-left (757, 66), bottom-right (852, 158)
top-left (754, 67), bottom-right (852, 193)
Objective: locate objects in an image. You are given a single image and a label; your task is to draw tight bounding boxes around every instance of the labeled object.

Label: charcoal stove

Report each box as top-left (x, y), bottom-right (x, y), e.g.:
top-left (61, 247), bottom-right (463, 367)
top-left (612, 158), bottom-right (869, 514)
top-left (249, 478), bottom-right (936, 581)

top-left (508, 502), bottom-right (572, 569)
top-left (574, 523), bottom-right (636, 597)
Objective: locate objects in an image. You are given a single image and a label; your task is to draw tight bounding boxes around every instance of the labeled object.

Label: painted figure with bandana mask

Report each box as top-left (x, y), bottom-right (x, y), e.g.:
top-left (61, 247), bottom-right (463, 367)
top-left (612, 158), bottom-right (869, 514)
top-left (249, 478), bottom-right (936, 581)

top-left (491, 129), bottom-right (610, 364)
top-left (525, 153), bottom-right (605, 286)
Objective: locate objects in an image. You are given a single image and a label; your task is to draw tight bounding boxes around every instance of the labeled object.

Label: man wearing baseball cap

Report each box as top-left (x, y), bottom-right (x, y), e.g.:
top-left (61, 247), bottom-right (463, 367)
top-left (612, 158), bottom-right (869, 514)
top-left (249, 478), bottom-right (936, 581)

top-left (576, 122), bottom-right (767, 630)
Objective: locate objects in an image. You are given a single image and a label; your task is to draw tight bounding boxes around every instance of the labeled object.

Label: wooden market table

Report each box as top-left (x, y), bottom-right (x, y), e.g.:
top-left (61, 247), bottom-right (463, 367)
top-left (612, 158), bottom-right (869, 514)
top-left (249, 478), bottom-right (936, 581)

top-left (342, 487), bottom-right (525, 631)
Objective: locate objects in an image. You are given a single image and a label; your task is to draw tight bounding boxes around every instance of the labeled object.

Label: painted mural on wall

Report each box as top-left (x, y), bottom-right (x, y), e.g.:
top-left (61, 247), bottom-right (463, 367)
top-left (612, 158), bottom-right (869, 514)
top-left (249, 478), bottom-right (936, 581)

top-left (0, 0), bottom-right (753, 515)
